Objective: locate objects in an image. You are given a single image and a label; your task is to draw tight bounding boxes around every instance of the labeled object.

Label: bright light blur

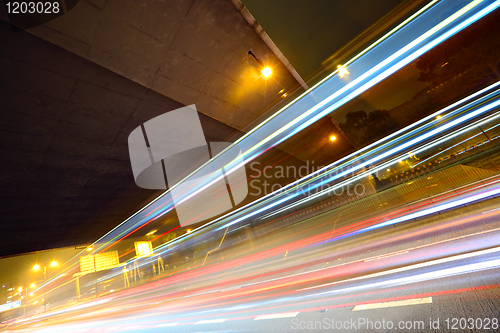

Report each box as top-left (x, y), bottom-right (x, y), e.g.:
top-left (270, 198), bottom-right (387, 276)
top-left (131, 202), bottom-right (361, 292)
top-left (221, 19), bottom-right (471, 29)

top-left (32, 264), bottom-right (40, 272)
top-left (146, 230), bottom-right (157, 236)
top-left (330, 136), bottom-right (336, 141)
top-left (18, 286), bottom-right (22, 292)
top-left (186, 229), bottom-right (192, 233)
top-left (337, 64), bottom-right (350, 78)
top-left (86, 247), bottom-right (93, 252)
top-left (50, 260), bottom-right (58, 267)
top-left (261, 66), bottom-right (272, 77)
top-left (30, 283), bottom-right (35, 288)
top-left (134, 241), bottom-right (153, 256)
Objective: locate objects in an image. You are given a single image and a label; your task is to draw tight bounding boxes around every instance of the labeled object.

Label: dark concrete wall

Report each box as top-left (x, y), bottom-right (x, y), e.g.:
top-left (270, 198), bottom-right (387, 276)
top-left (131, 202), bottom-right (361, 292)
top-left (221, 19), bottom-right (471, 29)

top-left (0, 20), bottom-right (243, 257)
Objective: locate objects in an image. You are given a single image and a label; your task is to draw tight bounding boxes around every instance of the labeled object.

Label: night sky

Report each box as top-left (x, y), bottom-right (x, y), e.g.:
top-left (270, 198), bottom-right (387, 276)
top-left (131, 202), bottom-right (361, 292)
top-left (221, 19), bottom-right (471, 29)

top-left (242, 0), bottom-right (405, 78)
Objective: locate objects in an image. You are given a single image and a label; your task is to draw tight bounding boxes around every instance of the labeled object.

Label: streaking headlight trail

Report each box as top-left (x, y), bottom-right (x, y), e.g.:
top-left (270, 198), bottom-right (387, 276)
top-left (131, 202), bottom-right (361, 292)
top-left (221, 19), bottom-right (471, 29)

top-left (88, 0), bottom-right (500, 254)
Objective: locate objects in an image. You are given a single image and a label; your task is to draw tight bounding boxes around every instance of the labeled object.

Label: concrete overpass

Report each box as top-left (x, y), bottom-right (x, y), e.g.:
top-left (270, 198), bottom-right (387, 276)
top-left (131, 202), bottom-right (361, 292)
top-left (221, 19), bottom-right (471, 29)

top-left (0, 0), bottom-right (307, 257)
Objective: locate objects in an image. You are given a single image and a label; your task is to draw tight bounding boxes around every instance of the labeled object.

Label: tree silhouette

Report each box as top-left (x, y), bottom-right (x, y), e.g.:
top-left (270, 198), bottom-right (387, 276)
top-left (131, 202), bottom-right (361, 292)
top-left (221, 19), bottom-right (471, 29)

top-left (340, 109), bottom-right (398, 148)
top-left (415, 8), bottom-right (500, 98)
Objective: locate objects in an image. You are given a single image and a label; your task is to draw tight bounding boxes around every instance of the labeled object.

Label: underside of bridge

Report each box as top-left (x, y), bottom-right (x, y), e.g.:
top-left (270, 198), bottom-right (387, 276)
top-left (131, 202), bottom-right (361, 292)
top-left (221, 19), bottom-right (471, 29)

top-left (0, 0), bottom-right (359, 257)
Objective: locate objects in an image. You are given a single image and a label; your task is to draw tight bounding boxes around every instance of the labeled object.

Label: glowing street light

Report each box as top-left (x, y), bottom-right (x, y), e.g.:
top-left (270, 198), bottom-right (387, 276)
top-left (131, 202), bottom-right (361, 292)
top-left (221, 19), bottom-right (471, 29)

top-left (261, 66), bottom-right (272, 78)
top-left (31, 260), bottom-right (59, 311)
top-left (330, 136), bottom-right (337, 141)
top-left (146, 230), bottom-right (157, 236)
top-left (248, 50), bottom-right (272, 78)
top-left (337, 64), bottom-right (350, 78)
top-left (32, 261), bottom-right (58, 272)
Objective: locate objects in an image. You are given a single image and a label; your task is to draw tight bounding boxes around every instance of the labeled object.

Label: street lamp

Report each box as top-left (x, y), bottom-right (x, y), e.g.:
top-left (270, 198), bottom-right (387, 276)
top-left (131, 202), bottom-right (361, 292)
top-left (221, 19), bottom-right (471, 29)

top-left (32, 260), bottom-right (59, 311)
top-left (261, 66), bottom-right (272, 77)
top-left (248, 50), bottom-right (272, 78)
top-left (84, 246), bottom-right (99, 297)
top-left (330, 135), bottom-right (337, 141)
top-left (146, 230), bottom-right (157, 236)
top-left (19, 284), bottom-right (36, 317)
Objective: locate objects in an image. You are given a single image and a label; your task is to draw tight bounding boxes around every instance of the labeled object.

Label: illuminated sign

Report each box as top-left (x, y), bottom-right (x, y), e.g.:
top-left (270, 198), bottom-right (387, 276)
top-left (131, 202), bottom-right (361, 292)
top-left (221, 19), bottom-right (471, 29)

top-left (80, 251), bottom-right (119, 273)
top-left (0, 300), bottom-right (21, 313)
top-left (134, 241), bottom-right (153, 256)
